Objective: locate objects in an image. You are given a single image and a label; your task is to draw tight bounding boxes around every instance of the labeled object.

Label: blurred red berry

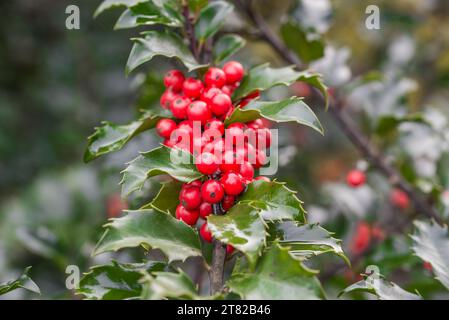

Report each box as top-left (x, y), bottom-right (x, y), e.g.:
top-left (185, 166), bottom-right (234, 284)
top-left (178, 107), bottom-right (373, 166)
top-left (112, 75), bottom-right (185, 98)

top-left (346, 169), bottom-right (366, 188)
top-left (156, 119), bottom-right (177, 139)
top-left (390, 189), bottom-right (410, 210)
top-left (164, 69), bottom-right (184, 91)
top-left (204, 67), bottom-right (226, 88)
top-left (351, 222), bottom-right (371, 255)
top-left (200, 222), bottom-right (213, 243)
top-left (199, 202), bottom-right (213, 219)
top-left (175, 205), bottom-right (199, 226)
top-left (183, 78), bottom-right (203, 98)
top-left (223, 61), bottom-right (244, 84)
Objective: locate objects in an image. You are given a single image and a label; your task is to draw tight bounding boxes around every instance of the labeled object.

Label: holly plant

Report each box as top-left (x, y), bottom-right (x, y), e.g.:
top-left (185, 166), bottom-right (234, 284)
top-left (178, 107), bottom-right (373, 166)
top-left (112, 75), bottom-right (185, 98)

top-left (77, 0), bottom-right (346, 300)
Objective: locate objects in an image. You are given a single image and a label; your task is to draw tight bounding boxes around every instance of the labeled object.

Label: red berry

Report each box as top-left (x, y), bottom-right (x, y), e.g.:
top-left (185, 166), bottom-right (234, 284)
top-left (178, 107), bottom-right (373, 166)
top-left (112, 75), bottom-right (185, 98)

top-left (210, 93), bottom-right (232, 117)
top-left (346, 170), bottom-right (366, 188)
top-left (156, 119), bottom-right (177, 139)
top-left (183, 78), bottom-right (204, 98)
top-left (423, 261), bottom-right (433, 272)
top-left (239, 161), bottom-right (254, 181)
top-left (179, 186), bottom-right (202, 210)
top-left (351, 222), bottom-right (371, 255)
top-left (200, 222), bottom-right (213, 243)
top-left (182, 180), bottom-right (202, 190)
top-left (170, 96), bottom-right (191, 119)
top-left (201, 87), bottom-right (222, 104)
top-left (247, 119), bottom-right (265, 130)
top-left (221, 195), bottom-right (235, 211)
top-left (201, 180), bottom-right (225, 204)
top-left (226, 123), bottom-right (245, 146)
top-left (164, 70), bottom-right (185, 91)
top-left (254, 150), bottom-right (267, 169)
top-left (390, 189), bottom-right (410, 210)
top-left (256, 127), bottom-right (272, 149)
top-left (196, 152), bottom-right (219, 175)
top-left (371, 226), bottom-right (385, 241)
top-left (175, 205), bottom-right (199, 226)
top-left (160, 89), bottom-right (179, 109)
top-left (220, 150), bottom-right (242, 173)
top-left (204, 118), bottom-right (225, 136)
top-left (221, 85), bottom-right (234, 96)
top-left (204, 67), bottom-right (226, 88)
top-left (177, 120), bottom-right (193, 136)
top-left (255, 176), bottom-right (270, 182)
top-left (226, 244), bottom-right (235, 254)
top-left (222, 106), bottom-right (235, 120)
top-left (223, 61), bottom-right (244, 84)
top-left (220, 172), bottom-right (245, 195)
top-left (187, 101), bottom-right (212, 125)
top-left (199, 202), bottom-right (213, 219)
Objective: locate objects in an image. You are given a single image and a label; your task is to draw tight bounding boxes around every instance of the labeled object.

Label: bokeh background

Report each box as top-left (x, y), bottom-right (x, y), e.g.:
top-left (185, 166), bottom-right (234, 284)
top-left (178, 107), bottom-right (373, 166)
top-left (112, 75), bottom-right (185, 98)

top-left (1, 0), bottom-right (449, 299)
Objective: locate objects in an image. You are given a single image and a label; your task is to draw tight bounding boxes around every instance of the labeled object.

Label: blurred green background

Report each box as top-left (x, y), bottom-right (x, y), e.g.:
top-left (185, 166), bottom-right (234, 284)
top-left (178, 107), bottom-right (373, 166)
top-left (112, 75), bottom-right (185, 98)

top-left (1, 0), bottom-right (449, 299)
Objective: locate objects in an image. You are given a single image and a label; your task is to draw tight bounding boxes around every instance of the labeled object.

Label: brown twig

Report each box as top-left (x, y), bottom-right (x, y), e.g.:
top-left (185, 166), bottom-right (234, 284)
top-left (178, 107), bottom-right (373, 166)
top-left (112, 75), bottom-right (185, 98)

top-left (234, 0), bottom-right (443, 225)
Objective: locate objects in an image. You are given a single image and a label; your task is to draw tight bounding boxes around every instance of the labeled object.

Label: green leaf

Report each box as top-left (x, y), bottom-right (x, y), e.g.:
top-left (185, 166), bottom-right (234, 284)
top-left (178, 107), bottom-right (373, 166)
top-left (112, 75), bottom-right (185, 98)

top-left (227, 244), bottom-right (325, 300)
top-left (140, 270), bottom-right (199, 300)
top-left (375, 113), bottom-right (428, 136)
top-left (94, 0), bottom-right (147, 18)
top-left (114, 1), bottom-right (183, 30)
top-left (141, 180), bottom-right (183, 215)
top-left (0, 267), bottom-right (40, 296)
top-left (213, 34), bottom-right (246, 64)
top-left (411, 220), bottom-right (449, 290)
top-left (93, 209), bottom-right (202, 262)
top-left (207, 204), bottom-right (266, 268)
top-left (126, 30), bottom-right (207, 75)
top-left (232, 64), bottom-right (328, 108)
top-left (238, 180), bottom-right (306, 222)
top-left (84, 110), bottom-right (168, 163)
top-left (121, 145), bottom-right (203, 196)
top-left (225, 97), bottom-right (323, 135)
top-left (281, 21), bottom-right (324, 63)
top-left (340, 274), bottom-right (422, 300)
top-left (77, 260), bottom-right (166, 300)
top-left (188, 0), bottom-right (209, 12)
top-left (195, 1), bottom-right (234, 41)
top-left (278, 222), bottom-right (349, 264)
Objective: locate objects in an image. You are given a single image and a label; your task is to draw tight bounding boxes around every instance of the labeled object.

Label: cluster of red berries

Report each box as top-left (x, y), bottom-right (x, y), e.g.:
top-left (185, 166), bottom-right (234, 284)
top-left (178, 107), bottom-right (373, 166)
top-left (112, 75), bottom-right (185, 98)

top-left (155, 62), bottom-right (272, 249)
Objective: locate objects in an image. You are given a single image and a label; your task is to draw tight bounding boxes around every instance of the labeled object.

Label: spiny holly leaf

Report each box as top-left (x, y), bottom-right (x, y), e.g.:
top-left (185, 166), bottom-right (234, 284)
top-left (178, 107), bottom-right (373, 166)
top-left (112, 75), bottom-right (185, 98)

top-left (207, 204), bottom-right (266, 268)
top-left (195, 1), bottom-right (234, 41)
top-left (0, 267), bottom-right (40, 296)
top-left (278, 222), bottom-right (348, 264)
top-left (126, 30), bottom-right (208, 75)
top-left (411, 220), bottom-right (449, 290)
top-left (141, 180), bottom-right (183, 215)
top-left (232, 63), bottom-right (328, 108)
top-left (225, 97), bottom-right (323, 135)
top-left (140, 270), bottom-right (200, 300)
top-left (213, 34), bottom-right (246, 64)
top-left (121, 145), bottom-right (203, 196)
top-left (281, 21), bottom-right (324, 63)
top-left (77, 260), bottom-right (166, 300)
top-left (340, 274), bottom-right (422, 300)
top-left (93, 209), bottom-right (202, 262)
top-left (115, 1), bottom-right (183, 29)
top-left (84, 110), bottom-right (168, 163)
top-left (238, 180), bottom-right (306, 222)
top-left (94, 0), bottom-right (146, 18)
top-left (227, 244), bottom-right (325, 300)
